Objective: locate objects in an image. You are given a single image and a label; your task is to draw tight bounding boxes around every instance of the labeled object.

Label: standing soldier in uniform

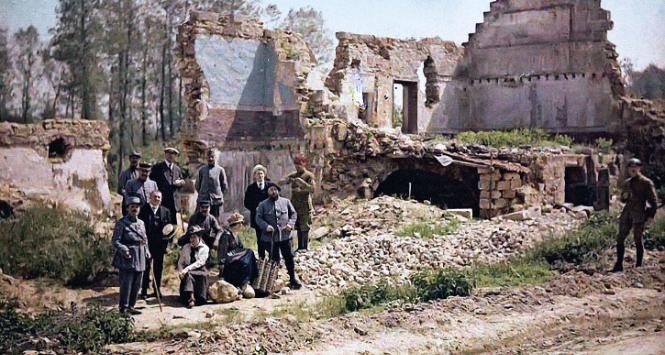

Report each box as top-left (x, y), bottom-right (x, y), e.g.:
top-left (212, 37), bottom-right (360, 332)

top-left (151, 147), bottom-right (185, 224)
top-left (195, 148), bottom-right (228, 222)
top-left (612, 158), bottom-right (659, 272)
top-left (117, 151), bottom-right (141, 215)
top-left (112, 196), bottom-right (150, 314)
top-left (284, 154), bottom-right (315, 252)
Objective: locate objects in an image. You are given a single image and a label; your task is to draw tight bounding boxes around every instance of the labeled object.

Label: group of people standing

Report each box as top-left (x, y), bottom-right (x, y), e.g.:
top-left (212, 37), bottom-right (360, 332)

top-left (111, 147), bottom-right (315, 314)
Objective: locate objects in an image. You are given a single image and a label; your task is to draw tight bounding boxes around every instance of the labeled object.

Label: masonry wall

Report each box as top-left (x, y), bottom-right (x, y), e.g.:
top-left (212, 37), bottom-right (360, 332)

top-left (0, 119), bottom-right (112, 214)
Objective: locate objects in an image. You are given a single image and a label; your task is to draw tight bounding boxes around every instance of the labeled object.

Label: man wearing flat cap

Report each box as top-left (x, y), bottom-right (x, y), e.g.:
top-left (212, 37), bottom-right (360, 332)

top-left (612, 158), bottom-right (659, 272)
top-left (118, 151), bottom-right (142, 215)
top-left (112, 196), bottom-right (150, 314)
top-left (124, 162), bottom-right (159, 207)
top-left (138, 190), bottom-right (172, 300)
top-left (195, 148), bottom-right (228, 222)
top-left (151, 147), bottom-right (185, 224)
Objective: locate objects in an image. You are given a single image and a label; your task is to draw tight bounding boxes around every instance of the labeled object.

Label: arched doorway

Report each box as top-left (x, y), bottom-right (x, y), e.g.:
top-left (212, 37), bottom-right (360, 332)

top-left (374, 168), bottom-right (479, 215)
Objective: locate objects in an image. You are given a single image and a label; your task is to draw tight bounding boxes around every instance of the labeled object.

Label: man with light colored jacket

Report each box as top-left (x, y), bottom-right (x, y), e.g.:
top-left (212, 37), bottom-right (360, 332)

top-left (195, 148), bottom-right (228, 221)
top-left (255, 185), bottom-right (301, 290)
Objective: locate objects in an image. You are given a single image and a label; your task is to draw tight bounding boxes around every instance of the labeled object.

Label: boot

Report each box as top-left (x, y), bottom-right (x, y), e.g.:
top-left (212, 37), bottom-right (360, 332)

top-left (636, 247), bottom-right (644, 267)
top-left (611, 243), bottom-right (625, 272)
top-left (297, 230), bottom-right (309, 251)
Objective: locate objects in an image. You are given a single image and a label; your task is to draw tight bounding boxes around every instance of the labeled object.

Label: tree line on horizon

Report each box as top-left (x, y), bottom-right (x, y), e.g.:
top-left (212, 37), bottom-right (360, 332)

top-left (0, 0), bottom-right (333, 177)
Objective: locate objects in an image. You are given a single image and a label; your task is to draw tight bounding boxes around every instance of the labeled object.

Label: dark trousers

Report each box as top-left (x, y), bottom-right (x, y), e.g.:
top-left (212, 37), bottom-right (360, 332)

top-left (210, 203), bottom-right (223, 222)
top-left (141, 249), bottom-right (165, 297)
top-left (255, 228), bottom-right (268, 260)
top-left (179, 270), bottom-right (209, 305)
top-left (616, 214), bottom-right (645, 268)
top-left (268, 239), bottom-right (296, 281)
top-left (297, 229), bottom-right (309, 250)
top-left (164, 196), bottom-right (177, 224)
top-left (119, 270), bottom-right (143, 311)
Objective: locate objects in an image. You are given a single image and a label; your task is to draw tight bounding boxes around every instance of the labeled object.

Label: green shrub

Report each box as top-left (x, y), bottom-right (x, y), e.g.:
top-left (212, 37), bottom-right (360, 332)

top-left (457, 128), bottom-right (573, 148)
top-left (469, 259), bottom-right (554, 288)
top-left (644, 215), bottom-right (665, 250)
top-left (0, 302), bottom-right (135, 354)
top-left (411, 268), bottom-right (471, 302)
top-left (529, 212), bottom-right (616, 267)
top-left (397, 218), bottom-right (459, 239)
top-left (0, 206), bottom-right (112, 285)
top-left (340, 280), bottom-right (416, 312)
top-left (595, 137), bottom-right (614, 153)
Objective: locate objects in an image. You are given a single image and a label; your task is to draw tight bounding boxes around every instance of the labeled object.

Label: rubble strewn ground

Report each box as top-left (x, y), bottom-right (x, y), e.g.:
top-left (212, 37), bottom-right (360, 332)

top-left (297, 196), bottom-right (581, 291)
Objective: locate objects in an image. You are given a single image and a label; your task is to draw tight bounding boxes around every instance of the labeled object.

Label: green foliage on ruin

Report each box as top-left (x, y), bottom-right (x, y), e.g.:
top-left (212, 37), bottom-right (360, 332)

top-left (0, 302), bottom-right (136, 354)
top-left (396, 217), bottom-right (459, 239)
top-left (0, 206), bottom-right (112, 286)
top-left (456, 128), bottom-right (573, 148)
top-left (594, 137), bottom-right (614, 153)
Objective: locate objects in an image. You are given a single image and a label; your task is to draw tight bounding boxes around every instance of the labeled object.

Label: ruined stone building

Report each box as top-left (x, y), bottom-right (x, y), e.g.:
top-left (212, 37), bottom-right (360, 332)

top-left (177, 2), bottom-right (663, 218)
top-left (0, 120), bottom-right (112, 216)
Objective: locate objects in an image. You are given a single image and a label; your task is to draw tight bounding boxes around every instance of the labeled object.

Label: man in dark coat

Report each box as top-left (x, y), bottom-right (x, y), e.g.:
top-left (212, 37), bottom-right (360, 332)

top-left (243, 164), bottom-right (276, 259)
top-left (177, 202), bottom-right (222, 249)
top-left (150, 147), bottom-right (185, 224)
top-left (118, 151), bottom-right (141, 215)
top-left (112, 197), bottom-right (150, 314)
top-left (612, 158), bottom-right (659, 272)
top-left (138, 190), bottom-right (172, 299)
top-left (255, 185), bottom-right (302, 290)
top-left (124, 162), bottom-right (158, 207)
top-left (177, 226), bottom-right (209, 308)
top-left (195, 148), bottom-right (228, 222)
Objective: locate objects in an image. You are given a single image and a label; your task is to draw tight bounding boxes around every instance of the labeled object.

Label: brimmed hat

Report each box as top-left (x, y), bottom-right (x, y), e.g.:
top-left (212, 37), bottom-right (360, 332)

top-left (267, 184), bottom-right (281, 192)
top-left (164, 147), bottom-right (180, 155)
top-left (252, 164), bottom-right (267, 176)
top-left (227, 212), bottom-right (244, 226)
top-left (138, 162), bottom-right (152, 171)
top-left (627, 158), bottom-right (642, 167)
top-left (186, 225), bottom-right (204, 237)
top-left (126, 196), bottom-right (142, 206)
top-left (129, 151), bottom-right (142, 158)
top-left (162, 224), bottom-right (176, 240)
top-left (198, 201), bottom-right (211, 208)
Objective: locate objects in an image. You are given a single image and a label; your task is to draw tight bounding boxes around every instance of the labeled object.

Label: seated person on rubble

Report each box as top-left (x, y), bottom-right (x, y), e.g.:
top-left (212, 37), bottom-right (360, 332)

top-left (218, 212), bottom-right (258, 299)
top-left (177, 226), bottom-right (210, 308)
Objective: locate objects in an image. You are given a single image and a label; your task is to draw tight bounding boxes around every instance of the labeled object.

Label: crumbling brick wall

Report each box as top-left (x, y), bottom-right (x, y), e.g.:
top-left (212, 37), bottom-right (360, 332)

top-left (0, 119), bottom-right (112, 214)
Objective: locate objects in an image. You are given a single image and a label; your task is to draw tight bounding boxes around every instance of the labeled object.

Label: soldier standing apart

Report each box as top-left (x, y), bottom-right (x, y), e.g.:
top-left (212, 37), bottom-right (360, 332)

top-left (112, 196), bottom-right (150, 314)
top-left (255, 185), bottom-right (302, 290)
top-left (195, 148), bottom-right (228, 222)
top-left (124, 162), bottom-right (158, 207)
top-left (138, 190), bottom-right (172, 300)
top-left (151, 147), bottom-right (185, 224)
top-left (284, 154), bottom-right (315, 252)
top-left (612, 158), bottom-right (659, 272)
top-left (117, 151), bottom-right (142, 215)
top-left (244, 164), bottom-right (277, 259)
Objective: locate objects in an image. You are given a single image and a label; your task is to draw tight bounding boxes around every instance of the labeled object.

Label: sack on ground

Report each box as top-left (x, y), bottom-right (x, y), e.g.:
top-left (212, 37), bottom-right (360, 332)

top-left (208, 279), bottom-right (240, 303)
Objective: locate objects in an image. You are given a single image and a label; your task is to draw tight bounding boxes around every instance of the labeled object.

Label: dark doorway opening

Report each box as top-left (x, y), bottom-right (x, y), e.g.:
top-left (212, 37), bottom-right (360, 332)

top-left (393, 80), bottom-right (418, 133)
top-left (375, 169), bottom-right (479, 215)
top-left (565, 166), bottom-right (595, 206)
top-left (48, 138), bottom-right (71, 160)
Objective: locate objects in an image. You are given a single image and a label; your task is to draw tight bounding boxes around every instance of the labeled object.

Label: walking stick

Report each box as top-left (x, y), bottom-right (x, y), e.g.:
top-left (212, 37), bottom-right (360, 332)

top-left (151, 266), bottom-right (163, 312)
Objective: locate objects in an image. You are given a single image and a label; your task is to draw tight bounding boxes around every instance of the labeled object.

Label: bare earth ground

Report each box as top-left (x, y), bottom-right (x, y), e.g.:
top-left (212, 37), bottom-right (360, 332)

top-left (107, 252), bottom-right (665, 354)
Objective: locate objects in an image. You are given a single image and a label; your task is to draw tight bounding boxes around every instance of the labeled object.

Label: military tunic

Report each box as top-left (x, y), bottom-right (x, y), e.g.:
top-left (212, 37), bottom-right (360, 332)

top-left (111, 215), bottom-right (149, 311)
top-left (287, 169), bottom-right (315, 232)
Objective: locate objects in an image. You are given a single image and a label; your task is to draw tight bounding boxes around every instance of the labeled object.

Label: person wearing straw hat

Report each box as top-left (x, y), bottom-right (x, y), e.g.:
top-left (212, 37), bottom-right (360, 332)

top-left (218, 212), bottom-right (258, 298)
top-left (195, 148), bottom-right (228, 222)
top-left (112, 196), bottom-right (150, 315)
top-left (150, 147), bottom-right (185, 224)
top-left (138, 190), bottom-right (172, 300)
top-left (118, 151), bottom-right (142, 215)
top-left (124, 162), bottom-right (158, 207)
top-left (243, 164), bottom-right (277, 259)
top-left (177, 226), bottom-right (210, 308)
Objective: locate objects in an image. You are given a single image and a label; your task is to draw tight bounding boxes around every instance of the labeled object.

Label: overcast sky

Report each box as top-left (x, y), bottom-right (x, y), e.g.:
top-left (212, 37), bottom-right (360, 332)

top-left (1, 0), bottom-right (664, 70)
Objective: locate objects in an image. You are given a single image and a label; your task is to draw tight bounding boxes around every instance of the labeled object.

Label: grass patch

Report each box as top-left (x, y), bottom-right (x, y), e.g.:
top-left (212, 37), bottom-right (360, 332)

top-left (457, 128), bottom-right (573, 148)
top-left (397, 217), bottom-right (459, 239)
top-left (644, 215), bottom-right (665, 250)
top-left (0, 302), bottom-right (135, 354)
top-left (0, 206), bottom-right (112, 286)
top-left (469, 259), bottom-right (554, 288)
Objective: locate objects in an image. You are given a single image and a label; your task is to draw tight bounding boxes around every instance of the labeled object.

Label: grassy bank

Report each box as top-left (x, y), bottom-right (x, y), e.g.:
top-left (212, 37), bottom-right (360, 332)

top-left (457, 128), bottom-right (573, 148)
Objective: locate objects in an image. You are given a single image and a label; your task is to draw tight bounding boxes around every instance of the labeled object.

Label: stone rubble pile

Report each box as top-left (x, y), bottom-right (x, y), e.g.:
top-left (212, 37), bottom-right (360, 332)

top-left (295, 197), bottom-right (581, 291)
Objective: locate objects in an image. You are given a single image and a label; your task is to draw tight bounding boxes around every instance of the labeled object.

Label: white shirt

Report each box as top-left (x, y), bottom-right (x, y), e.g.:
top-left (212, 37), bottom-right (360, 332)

top-left (150, 204), bottom-right (159, 215)
top-left (257, 180), bottom-right (265, 190)
top-left (179, 243), bottom-right (209, 274)
top-left (164, 160), bottom-right (173, 171)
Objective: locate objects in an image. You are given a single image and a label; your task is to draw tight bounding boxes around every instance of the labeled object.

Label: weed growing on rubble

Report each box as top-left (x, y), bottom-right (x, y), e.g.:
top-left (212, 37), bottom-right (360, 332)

top-left (397, 218), bottom-right (459, 239)
top-left (0, 302), bottom-right (136, 353)
top-left (469, 259), bottom-right (553, 288)
top-left (457, 128), bottom-right (573, 148)
top-left (0, 206), bottom-right (112, 285)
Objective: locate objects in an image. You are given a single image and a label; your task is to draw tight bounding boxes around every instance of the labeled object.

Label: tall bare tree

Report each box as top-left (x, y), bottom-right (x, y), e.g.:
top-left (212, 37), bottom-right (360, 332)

top-left (0, 27), bottom-right (10, 121)
top-left (280, 6), bottom-right (333, 65)
top-left (13, 26), bottom-right (41, 123)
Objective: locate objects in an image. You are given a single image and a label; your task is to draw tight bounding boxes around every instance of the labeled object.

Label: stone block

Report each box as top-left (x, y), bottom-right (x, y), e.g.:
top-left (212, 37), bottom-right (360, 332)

top-left (502, 190), bottom-right (516, 199)
top-left (479, 198), bottom-right (491, 209)
top-left (503, 172), bottom-right (520, 181)
top-left (510, 179), bottom-right (522, 189)
top-left (493, 198), bottom-right (509, 209)
top-left (446, 208), bottom-right (473, 220)
top-left (480, 191), bottom-right (490, 199)
top-left (496, 180), bottom-right (511, 191)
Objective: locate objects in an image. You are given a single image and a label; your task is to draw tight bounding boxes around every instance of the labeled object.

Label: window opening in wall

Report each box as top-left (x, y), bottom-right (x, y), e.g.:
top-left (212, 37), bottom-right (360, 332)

top-left (48, 137), bottom-right (71, 160)
top-left (393, 80), bottom-right (418, 134)
top-left (565, 166), bottom-right (596, 206)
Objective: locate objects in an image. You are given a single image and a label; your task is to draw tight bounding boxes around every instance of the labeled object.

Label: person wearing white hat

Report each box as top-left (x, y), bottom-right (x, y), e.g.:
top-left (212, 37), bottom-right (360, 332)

top-left (243, 164), bottom-right (277, 259)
